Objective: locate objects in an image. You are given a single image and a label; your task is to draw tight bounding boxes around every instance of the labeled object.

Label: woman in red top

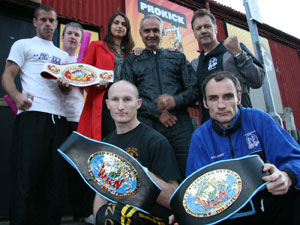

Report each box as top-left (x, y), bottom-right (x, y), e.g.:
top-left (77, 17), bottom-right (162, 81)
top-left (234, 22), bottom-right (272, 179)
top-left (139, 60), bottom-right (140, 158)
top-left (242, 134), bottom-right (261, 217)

top-left (77, 12), bottom-right (135, 140)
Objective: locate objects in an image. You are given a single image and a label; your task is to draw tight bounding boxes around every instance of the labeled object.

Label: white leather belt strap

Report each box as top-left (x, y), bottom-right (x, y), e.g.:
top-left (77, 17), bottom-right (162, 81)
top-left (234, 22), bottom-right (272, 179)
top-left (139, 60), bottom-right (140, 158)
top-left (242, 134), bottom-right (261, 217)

top-left (41, 63), bottom-right (114, 87)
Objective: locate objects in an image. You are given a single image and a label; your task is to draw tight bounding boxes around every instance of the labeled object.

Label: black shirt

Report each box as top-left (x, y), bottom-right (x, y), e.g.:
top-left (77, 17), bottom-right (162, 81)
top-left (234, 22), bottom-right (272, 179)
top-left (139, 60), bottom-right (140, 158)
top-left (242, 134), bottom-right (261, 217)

top-left (103, 123), bottom-right (181, 219)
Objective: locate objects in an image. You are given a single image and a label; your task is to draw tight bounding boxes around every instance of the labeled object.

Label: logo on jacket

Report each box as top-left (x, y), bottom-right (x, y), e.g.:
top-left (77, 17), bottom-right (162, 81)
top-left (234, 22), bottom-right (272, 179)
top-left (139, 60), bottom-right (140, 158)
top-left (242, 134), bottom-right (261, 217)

top-left (245, 131), bottom-right (260, 149)
top-left (208, 57), bottom-right (217, 71)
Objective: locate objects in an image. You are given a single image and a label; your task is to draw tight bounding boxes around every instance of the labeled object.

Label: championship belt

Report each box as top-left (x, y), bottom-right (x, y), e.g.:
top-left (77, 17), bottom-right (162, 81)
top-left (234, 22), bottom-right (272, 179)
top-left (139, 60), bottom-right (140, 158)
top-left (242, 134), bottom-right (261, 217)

top-left (170, 155), bottom-right (269, 224)
top-left (58, 132), bottom-right (161, 213)
top-left (41, 63), bottom-right (114, 87)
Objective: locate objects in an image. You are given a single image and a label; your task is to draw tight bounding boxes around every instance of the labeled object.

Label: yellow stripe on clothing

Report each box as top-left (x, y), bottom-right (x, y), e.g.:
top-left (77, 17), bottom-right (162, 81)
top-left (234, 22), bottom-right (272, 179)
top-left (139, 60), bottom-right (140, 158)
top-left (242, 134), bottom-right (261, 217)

top-left (138, 213), bottom-right (166, 225)
top-left (121, 204), bottom-right (138, 225)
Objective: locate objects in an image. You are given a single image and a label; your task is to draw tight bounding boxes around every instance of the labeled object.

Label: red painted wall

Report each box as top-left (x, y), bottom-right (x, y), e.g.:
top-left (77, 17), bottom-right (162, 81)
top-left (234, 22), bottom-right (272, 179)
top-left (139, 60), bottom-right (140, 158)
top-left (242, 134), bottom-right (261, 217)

top-left (42, 0), bottom-right (125, 37)
top-left (216, 18), bottom-right (227, 41)
top-left (268, 39), bottom-right (300, 129)
top-left (41, 0), bottom-right (300, 130)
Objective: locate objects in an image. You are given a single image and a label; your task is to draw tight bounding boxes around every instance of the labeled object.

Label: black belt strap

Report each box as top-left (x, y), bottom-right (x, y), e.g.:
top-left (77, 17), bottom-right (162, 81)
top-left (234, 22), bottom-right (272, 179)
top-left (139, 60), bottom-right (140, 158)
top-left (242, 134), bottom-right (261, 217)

top-left (170, 155), bottom-right (269, 224)
top-left (58, 131), bottom-right (161, 213)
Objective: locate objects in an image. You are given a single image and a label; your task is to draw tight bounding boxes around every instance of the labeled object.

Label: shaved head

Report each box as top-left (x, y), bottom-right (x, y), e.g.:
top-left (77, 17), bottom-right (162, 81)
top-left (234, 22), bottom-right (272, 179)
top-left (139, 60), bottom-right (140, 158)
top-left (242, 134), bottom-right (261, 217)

top-left (106, 80), bottom-right (142, 133)
top-left (108, 80), bottom-right (139, 99)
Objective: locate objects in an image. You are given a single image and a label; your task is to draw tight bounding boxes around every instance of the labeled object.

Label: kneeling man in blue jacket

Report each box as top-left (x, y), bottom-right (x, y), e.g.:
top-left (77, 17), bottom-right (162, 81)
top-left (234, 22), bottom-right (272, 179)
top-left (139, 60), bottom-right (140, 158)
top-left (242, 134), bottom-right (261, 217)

top-left (184, 71), bottom-right (300, 225)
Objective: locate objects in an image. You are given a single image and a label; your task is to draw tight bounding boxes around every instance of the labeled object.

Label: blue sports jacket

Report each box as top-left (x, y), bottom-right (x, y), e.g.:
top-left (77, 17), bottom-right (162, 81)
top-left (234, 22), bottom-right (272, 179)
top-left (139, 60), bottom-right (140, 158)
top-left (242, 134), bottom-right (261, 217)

top-left (186, 107), bottom-right (300, 189)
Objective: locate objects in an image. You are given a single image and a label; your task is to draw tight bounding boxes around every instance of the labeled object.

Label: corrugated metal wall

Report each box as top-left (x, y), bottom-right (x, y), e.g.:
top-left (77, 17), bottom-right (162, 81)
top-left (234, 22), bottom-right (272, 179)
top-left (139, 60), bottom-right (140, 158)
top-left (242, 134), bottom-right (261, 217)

top-left (41, 0), bottom-right (125, 37)
top-left (40, 0), bottom-right (300, 130)
top-left (216, 18), bottom-right (227, 41)
top-left (268, 39), bottom-right (300, 128)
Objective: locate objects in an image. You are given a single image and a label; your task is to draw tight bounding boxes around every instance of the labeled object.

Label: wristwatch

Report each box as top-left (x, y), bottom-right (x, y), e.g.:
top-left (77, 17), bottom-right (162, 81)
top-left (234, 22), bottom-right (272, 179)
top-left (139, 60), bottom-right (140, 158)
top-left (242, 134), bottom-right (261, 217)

top-left (234, 51), bottom-right (243, 60)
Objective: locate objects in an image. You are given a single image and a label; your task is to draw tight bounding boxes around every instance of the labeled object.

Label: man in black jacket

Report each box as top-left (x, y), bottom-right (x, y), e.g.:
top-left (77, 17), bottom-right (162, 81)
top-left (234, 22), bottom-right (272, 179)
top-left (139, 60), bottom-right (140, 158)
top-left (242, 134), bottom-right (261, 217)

top-left (121, 14), bottom-right (199, 178)
top-left (191, 9), bottom-right (265, 123)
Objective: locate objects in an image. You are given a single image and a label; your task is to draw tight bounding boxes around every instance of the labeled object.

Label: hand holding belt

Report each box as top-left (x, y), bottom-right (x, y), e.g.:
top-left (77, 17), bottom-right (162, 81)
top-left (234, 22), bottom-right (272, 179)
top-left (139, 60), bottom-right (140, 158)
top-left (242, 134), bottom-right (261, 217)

top-left (58, 132), bottom-right (161, 213)
top-left (170, 155), bottom-right (269, 224)
top-left (41, 63), bottom-right (114, 87)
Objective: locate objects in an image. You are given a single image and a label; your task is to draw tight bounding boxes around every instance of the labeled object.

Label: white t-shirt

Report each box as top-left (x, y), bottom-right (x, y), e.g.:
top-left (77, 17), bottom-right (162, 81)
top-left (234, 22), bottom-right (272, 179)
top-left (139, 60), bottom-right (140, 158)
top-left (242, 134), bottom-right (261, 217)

top-left (8, 36), bottom-right (69, 116)
top-left (64, 55), bottom-right (84, 122)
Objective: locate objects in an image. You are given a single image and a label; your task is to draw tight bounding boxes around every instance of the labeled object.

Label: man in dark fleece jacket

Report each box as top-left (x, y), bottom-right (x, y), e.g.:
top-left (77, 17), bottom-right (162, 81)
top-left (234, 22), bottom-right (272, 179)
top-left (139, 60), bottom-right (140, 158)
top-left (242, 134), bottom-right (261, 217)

top-left (191, 9), bottom-right (265, 123)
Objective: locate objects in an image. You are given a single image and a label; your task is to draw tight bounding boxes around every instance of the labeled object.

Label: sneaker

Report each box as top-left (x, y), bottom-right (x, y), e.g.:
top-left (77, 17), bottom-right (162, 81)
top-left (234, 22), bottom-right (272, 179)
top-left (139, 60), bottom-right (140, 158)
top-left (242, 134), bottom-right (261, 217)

top-left (84, 214), bottom-right (94, 224)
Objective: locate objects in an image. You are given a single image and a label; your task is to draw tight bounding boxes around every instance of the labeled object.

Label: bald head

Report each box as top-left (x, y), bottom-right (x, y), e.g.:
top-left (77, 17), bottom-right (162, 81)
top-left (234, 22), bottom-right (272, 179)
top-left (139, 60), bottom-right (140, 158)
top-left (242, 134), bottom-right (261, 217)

top-left (106, 80), bottom-right (142, 131)
top-left (108, 80), bottom-right (139, 99)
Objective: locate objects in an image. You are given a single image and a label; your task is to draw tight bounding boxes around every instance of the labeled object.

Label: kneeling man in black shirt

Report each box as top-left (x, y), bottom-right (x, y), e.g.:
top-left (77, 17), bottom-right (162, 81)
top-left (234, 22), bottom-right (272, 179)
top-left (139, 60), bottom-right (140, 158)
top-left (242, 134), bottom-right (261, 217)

top-left (93, 80), bottom-right (181, 224)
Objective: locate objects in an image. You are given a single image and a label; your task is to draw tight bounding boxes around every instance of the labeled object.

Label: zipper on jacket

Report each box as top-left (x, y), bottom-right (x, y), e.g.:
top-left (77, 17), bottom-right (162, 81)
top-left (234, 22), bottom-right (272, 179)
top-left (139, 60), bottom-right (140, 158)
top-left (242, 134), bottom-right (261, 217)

top-left (222, 127), bottom-right (226, 136)
top-left (222, 127), bottom-right (235, 158)
top-left (153, 51), bottom-right (163, 94)
top-left (228, 135), bottom-right (235, 158)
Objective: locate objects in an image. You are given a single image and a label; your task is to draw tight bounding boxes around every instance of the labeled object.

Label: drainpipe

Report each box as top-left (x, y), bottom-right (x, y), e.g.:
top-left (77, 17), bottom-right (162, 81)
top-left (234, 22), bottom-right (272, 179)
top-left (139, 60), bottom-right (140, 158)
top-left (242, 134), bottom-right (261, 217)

top-left (243, 0), bottom-right (282, 126)
top-left (205, 0), bottom-right (210, 10)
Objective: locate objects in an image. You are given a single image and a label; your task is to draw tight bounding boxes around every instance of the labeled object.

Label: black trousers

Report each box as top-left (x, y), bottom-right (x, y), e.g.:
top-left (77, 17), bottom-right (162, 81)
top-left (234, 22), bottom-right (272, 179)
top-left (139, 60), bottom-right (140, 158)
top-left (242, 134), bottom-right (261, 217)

top-left (219, 188), bottom-right (300, 225)
top-left (9, 111), bottom-right (69, 225)
top-left (96, 202), bottom-right (167, 225)
top-left (139, 112), bottom-right (194, 180)
top-left (66, 121), bottom-right (94, 219)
